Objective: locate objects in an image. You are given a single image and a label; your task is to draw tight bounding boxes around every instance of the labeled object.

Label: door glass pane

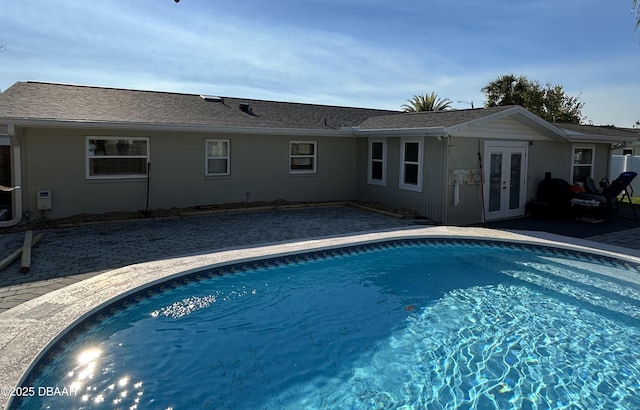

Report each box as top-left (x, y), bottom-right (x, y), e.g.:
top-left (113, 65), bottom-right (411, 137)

top-left (488, 153), bottom-right (502, 212)
top-left (509, 153), bottom-right (522, 210)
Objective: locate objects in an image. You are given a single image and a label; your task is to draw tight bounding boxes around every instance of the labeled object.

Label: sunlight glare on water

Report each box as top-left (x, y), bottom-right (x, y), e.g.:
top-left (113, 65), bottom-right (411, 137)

top-left (13, 241), bottom-right (640, 409)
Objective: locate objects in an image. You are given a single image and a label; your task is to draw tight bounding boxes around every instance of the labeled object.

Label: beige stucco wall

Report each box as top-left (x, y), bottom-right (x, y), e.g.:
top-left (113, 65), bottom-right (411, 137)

top-left (18, 127), bottom-right (357, 219)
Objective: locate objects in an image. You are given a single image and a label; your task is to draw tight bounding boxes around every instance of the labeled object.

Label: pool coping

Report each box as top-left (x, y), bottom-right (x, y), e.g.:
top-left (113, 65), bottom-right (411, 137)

top-left (1, 225), bottom-right (640, 409)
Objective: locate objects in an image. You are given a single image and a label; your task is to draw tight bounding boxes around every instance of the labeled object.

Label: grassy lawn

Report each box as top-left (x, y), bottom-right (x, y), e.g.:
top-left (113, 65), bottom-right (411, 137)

top-left (618, 195), bottom-right (640, 206)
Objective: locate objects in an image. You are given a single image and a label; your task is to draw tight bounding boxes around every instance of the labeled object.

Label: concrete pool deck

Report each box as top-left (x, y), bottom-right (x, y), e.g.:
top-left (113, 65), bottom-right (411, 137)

top-left (1, 205), bottom-right (640, 408)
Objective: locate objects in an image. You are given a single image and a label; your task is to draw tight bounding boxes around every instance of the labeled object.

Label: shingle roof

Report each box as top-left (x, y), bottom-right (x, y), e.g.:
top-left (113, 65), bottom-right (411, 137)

top-left (2, 82), bottom-right (634, 144)
top-left (554, 122), bottom-right (640, 140)
top-left (359, 105), bottom-right (517, 129)
top-left (0, 81), bottom-right (398, 130)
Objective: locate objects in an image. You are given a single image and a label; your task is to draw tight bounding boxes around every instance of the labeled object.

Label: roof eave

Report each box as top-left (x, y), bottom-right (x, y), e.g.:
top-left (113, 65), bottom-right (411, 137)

top-left (1, 118), bottom-right (355, 137)
top-left (352, 127), bottom-right (447, 137)
top-left (565, 134), bottom-right (639, 144)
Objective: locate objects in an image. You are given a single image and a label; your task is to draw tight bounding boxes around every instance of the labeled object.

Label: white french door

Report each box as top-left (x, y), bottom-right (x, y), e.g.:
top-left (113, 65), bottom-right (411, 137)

top-left (483, 142), bottom-right (528, 220)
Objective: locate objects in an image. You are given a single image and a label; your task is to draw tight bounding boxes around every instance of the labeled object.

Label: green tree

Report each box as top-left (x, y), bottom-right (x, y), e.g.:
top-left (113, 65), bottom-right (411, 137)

top-left (481, 74), bottom-right (538, 108)
top-left (401, 92), bottom-right (452, 112)
top-left (482, 74), bottom-right (585, 124)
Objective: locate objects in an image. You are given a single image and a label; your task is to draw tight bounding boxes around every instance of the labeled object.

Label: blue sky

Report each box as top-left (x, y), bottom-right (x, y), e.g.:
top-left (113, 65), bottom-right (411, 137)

top-left (1, 0), bottom-right (639, 126)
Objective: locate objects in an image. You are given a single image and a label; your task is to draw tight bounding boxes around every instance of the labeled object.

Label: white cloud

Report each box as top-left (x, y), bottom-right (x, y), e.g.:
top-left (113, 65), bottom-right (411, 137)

top-left (1, 0), bottom-right (638, 126)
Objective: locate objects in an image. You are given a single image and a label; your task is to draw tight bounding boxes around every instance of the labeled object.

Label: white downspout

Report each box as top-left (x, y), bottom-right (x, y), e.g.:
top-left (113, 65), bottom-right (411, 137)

top-left (0, 124), bottom-right (23, 227)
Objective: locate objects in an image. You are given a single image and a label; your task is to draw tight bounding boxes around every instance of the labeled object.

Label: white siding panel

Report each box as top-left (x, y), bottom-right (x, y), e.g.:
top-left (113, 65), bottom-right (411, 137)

top-left (454, 117), bottom-right (555, 141)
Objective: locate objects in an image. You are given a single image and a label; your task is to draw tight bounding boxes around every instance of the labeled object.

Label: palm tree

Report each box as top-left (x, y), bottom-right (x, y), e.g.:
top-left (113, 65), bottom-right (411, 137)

top-left (481, 74), bottom-right (534, 108)
top-left (401, 92), bottom-right (452, 112)
top-left (635, 0), bottom-right (640, 29)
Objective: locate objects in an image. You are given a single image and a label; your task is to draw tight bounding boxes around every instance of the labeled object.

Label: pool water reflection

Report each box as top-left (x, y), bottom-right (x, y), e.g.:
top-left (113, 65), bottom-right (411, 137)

top-left (13, 240), bottom-right (640, 409)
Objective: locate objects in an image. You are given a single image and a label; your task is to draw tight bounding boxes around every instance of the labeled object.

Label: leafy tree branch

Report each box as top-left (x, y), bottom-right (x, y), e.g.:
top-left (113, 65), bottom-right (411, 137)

top-left (481, 74), bottom-right (585, 124)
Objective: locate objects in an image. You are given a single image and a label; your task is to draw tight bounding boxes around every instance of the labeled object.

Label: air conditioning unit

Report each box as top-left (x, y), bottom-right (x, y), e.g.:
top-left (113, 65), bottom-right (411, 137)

top-left (37, 189), bottom-right (52, 210)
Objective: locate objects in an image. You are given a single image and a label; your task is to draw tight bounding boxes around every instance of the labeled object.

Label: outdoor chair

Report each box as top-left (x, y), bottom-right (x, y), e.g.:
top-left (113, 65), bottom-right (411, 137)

top-left (571, 171), bottom-right (638, 221)
top-left (583, 177), bottom-right (602, 195)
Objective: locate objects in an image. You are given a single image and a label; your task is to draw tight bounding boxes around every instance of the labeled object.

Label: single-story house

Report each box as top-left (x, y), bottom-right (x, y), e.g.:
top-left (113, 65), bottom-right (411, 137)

top-left (0, 81), bottom-right (636, 227)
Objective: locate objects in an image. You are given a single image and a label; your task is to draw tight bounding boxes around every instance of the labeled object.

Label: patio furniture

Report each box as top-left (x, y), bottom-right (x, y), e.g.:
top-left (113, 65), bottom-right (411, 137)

top-left (571, 171), bottom-right (638, 222)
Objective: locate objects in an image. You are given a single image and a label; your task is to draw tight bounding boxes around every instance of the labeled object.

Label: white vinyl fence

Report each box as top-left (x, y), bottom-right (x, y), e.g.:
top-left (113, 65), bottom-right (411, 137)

top-left (610, 155), bottom-right (640, 196)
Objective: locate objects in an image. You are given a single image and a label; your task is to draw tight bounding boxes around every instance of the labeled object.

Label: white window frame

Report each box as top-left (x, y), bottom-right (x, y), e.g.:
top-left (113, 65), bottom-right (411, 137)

top-left (86, 136), bottom-right (149, 179)
top-left (205, 139), bottom-right (230, 176)
top-left (289, 141), bottom-right (317, 174)
top-left (571, 144), bottom-right (595, 183)
top-left (368, 138), bottom-right (387, 186)
top-left (399, 137), bottom-right (424, 192)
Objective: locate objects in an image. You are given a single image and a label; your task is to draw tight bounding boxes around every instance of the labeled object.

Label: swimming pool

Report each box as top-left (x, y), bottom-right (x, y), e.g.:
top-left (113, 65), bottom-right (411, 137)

top-left (8, 238), bottom-right (640, 409)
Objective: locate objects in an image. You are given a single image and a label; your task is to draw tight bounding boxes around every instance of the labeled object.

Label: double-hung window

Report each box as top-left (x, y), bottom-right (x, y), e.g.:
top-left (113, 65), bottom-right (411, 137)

top-left (368, 138), bottom-right (387, 186)
top-left (87, 137), bottom-right (149, 179)
top-left (290, 141), bottom-right (317, 174)
top-left (206, 139), bottom-right (230, 176)
top-left (572, 144), bottom-right (594, 183)
top-left (399, 137), bottom-right (423, 192)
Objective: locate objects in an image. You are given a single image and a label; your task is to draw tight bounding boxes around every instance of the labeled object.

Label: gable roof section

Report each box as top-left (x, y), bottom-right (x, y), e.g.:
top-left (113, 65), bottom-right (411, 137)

top-left (0, 81), bottom-right (397, 133)
top-left (359, 105), bottom-right (514, 129)
top-left (554, 123), bottom-right (639, 144)
top-left (358, 105), bottom-right (569, 141)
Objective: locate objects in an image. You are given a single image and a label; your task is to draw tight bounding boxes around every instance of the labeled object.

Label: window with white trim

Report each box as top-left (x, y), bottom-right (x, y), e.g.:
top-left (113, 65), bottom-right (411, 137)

top-left (399, 138), bottom-right (423, 192)
top-left (368, 138), bottom-right (387, 186)
top-left (572, 144), bottom-right (594, 183)
top-left (206, 139), bottom-right (230, 176)
top-left (290, 141), bottom-right (317, 174)
top-left (87, 137), bottom-right (149, 179)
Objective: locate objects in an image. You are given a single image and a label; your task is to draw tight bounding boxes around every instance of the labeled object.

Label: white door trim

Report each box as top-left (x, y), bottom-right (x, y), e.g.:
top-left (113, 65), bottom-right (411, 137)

top-left (483, 141), bottom-right (529, 221)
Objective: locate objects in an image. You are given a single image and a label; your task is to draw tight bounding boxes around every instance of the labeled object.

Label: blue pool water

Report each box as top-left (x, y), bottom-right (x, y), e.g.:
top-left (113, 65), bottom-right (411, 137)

top-left (13, 240), bottom-right (640, 409)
